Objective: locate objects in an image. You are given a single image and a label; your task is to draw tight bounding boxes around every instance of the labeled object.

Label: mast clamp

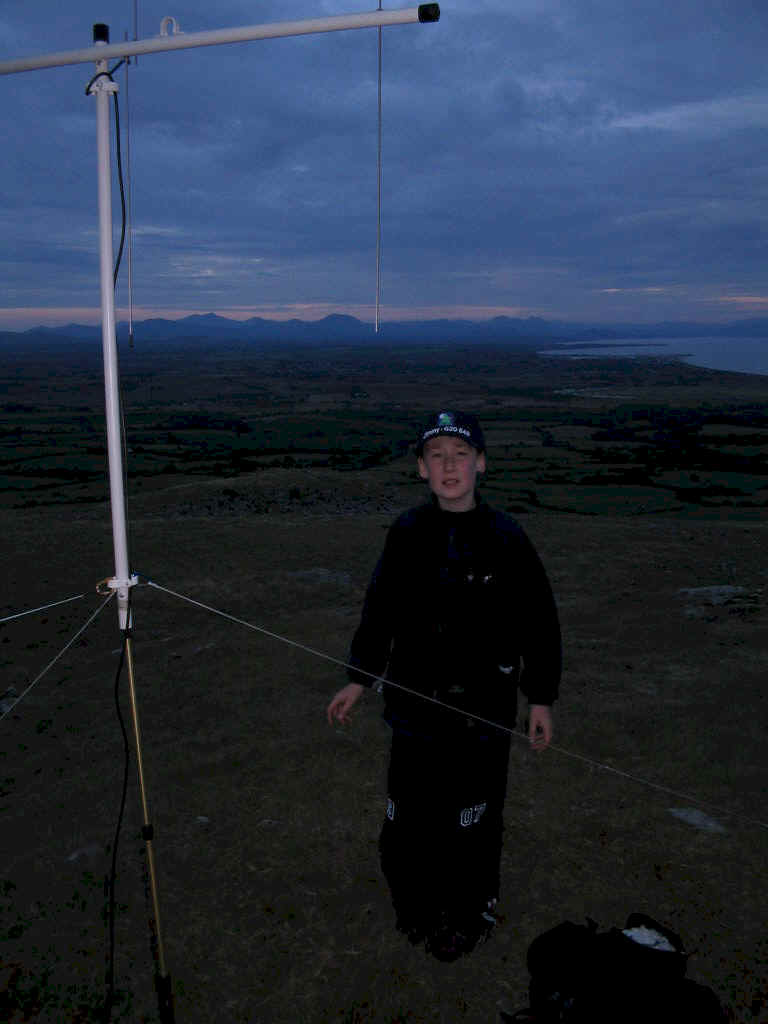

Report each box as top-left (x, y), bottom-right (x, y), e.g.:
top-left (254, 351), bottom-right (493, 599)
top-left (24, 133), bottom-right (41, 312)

top-left (97, 574), bottom-right (139, 595)
top-left (86, 74), bottom-right (118, 95)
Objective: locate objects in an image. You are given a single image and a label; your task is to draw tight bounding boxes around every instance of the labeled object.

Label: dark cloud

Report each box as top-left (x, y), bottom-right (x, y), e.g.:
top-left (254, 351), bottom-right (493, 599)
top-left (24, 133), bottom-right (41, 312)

top-left (1, 0), bottom-right (767, 325)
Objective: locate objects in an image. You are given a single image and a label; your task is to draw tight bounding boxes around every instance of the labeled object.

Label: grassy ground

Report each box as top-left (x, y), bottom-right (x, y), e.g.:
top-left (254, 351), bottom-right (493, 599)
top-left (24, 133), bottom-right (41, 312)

top-left (1, 342), bottom-right (767, 1021)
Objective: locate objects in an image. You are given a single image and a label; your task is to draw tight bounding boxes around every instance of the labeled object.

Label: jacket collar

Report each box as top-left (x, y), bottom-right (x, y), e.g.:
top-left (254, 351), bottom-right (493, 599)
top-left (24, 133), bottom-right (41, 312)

top-left (428, 491), bottom-right (485, 513)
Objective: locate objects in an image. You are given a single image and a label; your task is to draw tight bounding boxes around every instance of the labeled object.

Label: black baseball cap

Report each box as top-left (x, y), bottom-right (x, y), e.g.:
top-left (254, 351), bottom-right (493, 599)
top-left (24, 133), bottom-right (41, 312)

top-left (416, 411), bottom-right (486, 455)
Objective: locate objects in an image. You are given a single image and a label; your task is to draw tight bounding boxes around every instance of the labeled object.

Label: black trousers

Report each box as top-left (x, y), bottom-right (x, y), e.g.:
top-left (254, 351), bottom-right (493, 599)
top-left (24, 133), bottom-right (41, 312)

top-left (379, 727), bottom-right (511, 941)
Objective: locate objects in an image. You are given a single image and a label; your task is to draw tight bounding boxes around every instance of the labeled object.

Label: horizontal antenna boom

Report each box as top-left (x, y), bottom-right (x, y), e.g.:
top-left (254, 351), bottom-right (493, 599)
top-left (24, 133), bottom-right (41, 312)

top-left (0, 5), bottom-right (439, 75)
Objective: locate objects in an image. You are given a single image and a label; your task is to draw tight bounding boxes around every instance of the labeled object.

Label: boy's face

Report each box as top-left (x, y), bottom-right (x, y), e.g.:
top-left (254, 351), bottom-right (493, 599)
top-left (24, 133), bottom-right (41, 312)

top-left (418, 435), bottom-right (486, 512)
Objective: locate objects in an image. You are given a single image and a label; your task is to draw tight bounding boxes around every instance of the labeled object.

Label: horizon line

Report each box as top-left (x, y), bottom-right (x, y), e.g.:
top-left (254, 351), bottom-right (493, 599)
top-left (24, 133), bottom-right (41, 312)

top-left (0, 303), bottom-right (539, 331)
top-left (3, 303), bottom-right (768, 333)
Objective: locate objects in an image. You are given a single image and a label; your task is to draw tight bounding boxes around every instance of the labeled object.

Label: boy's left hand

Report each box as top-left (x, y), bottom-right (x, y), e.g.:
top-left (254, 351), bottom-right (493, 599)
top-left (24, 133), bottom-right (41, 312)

top-left (528, 705), bottom-right (553, 751)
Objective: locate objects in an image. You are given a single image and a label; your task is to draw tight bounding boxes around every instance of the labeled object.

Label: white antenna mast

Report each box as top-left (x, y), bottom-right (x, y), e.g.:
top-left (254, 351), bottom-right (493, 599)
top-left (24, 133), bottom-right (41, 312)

top-left (0, 6), bottom-right (440, 1021)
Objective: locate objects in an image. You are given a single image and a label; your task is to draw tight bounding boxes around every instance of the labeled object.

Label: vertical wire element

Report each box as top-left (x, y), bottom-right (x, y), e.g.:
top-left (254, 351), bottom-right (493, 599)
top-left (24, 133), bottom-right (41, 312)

top-left (375, 2), bottom-right (383, 333)
top-left (119, 42), bottom-right (135, 559)
top-left (125, 50), bottom-right (134, 347)
top-left (125, 2), bottom-right (138, 347)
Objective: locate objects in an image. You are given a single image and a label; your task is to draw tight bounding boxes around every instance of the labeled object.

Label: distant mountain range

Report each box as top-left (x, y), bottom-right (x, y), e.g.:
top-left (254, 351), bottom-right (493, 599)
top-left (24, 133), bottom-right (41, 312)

top-left (4, 312), bottom-right (768, 346)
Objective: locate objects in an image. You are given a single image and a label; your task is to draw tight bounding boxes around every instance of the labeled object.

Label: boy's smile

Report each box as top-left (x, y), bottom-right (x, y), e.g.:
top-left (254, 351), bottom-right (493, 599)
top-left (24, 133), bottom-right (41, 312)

top-left (417, 435), bottom-right (486, 512)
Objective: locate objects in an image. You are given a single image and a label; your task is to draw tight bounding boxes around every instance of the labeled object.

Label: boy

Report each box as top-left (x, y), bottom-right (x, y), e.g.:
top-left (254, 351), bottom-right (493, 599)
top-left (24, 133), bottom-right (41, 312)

top-left (327, 411), bottom-right (561, 961)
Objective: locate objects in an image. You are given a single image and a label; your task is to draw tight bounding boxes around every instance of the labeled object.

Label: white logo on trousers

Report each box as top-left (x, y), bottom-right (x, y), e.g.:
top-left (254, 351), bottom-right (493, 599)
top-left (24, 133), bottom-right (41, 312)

top-left (459, 802), bottom-right (487, 827)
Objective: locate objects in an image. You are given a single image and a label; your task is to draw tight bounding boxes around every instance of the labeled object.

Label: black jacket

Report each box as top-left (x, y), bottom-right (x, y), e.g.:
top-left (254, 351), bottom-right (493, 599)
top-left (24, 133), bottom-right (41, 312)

top-left (348, 495), bottom-right (561, 738)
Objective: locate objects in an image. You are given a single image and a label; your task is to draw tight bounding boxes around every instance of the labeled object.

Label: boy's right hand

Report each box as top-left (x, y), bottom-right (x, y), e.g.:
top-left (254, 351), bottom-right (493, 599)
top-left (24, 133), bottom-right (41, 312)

top-left (326, 683), bottom-right (364, 726)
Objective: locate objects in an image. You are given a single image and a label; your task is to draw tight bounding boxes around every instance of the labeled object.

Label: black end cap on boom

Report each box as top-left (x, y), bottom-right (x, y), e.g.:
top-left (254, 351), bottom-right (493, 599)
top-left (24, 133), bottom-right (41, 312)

top-left (93, 23), bottom-right (110, 44)
top-left (418, 4), bottom-right (440, 23)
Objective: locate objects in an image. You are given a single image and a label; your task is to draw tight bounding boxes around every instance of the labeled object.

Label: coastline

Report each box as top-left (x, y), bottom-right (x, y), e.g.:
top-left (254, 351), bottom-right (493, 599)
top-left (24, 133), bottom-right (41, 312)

top-left (539, 334), bottom-right (768, 377)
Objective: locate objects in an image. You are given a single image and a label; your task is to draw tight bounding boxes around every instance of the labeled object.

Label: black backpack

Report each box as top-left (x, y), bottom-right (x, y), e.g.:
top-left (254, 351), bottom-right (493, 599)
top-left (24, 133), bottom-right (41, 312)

top-left (503, 914), bottom-right (729, 1023)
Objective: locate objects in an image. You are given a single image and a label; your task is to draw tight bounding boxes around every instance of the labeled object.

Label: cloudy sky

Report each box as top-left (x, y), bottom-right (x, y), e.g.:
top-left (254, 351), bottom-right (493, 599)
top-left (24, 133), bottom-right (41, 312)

top-left (1, 0), bottom-right (767, 329)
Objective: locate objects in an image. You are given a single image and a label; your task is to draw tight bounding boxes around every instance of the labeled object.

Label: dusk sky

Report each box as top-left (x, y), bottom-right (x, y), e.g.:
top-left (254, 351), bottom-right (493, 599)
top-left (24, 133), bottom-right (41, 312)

top-left (1, 0), bottom-right (767, 330)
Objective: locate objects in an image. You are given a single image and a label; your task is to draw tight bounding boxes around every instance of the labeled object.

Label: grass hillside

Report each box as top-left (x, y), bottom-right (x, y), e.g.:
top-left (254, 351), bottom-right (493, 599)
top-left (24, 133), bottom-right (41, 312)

top-left (1, 342), bottom-right (766, 1021)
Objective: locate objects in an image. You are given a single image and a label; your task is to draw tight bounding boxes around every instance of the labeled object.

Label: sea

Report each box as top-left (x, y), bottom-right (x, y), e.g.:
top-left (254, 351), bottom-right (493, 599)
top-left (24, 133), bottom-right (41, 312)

top-left (538, 336), bottom-right (768, 378)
